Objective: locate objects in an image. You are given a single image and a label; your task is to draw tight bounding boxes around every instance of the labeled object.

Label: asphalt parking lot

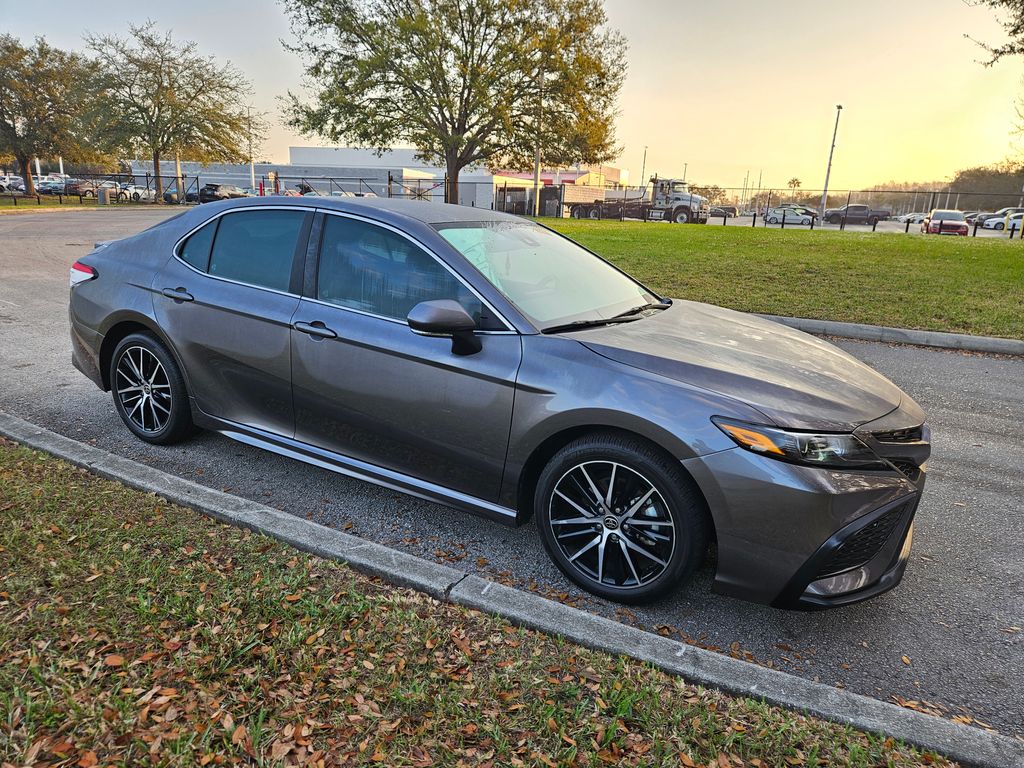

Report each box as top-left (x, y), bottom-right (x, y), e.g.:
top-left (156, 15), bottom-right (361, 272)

top-left (1, 208), bottom-right (1021, 737)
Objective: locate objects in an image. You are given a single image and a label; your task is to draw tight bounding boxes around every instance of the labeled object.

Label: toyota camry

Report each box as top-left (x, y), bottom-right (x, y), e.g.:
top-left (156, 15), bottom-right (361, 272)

top-left (69, 197), bottom-right (930, 609)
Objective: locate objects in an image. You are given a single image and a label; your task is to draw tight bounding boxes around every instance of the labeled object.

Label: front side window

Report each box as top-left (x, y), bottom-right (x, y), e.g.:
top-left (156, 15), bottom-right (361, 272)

top-left (317, 215), bottom-right (498, 328)
top-left (437, 221), bottom-right (657, 329)
top-left (208, 210), bottom-right (306, 292)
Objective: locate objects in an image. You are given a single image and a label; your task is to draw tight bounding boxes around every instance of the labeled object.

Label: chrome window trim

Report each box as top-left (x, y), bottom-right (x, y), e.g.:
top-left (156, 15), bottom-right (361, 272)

top-left (170, 205), bottom-right (318, 299)
top-left (314, 208), bottom-right (518, 335)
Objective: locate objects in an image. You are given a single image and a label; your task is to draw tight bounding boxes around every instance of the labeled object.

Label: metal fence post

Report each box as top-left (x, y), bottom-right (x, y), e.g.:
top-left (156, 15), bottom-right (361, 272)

top-left (906, 219), bottom-right (911, 234)
top-left (781, 210), bottom-right (786, 229)
top-left (872, 218), bottom-right (878, 232)
top-left (751, 212), bottom-right (756, 227)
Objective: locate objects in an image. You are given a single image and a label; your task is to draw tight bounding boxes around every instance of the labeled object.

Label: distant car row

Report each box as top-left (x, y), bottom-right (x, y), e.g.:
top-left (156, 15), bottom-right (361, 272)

top-left (897, 206), bottom-right (1024, 231)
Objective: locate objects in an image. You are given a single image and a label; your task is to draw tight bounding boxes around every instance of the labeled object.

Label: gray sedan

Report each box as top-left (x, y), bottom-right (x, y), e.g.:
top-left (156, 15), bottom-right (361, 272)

top-left (68, 198), bottom-right (929, 608)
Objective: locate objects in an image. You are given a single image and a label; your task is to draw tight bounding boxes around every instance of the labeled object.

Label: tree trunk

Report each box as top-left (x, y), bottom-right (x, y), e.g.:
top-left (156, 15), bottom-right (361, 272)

top-left (19, 156), bottom-right (35, 197)
top-left (152, 150), bottom-right (163, 201)
top-left (445, 156), bottom-right (460, 205)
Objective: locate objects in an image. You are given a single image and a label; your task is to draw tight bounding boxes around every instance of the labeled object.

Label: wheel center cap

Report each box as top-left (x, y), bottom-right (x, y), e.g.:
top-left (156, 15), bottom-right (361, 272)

top-left (602, 515), bottom-right (619, 531)
top-left (142, 383), bottom-right (151, 395)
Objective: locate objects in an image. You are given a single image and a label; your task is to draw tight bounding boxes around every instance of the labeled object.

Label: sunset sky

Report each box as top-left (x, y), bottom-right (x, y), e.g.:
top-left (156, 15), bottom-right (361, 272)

top-left (4, 0), bottom-right (1022, 190)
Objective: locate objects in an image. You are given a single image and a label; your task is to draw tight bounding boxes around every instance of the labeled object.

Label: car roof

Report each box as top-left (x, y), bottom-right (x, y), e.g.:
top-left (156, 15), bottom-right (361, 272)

top-left (204, 194), bottom-right (524, 227)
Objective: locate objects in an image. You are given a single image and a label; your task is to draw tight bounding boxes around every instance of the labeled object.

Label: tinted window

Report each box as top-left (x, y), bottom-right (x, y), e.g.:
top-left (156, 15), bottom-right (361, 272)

top-left (208, 210), bottom-right (306, 292)
top-left (178, 219), bottom-right (217, 271)
top-left (317, 215), bottom-right (496, 327)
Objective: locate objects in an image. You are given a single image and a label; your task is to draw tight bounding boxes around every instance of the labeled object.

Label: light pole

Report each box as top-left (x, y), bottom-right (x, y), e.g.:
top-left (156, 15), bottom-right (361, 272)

top-left (682, 162), bottom-right (688, 183)
top-left (640, 145), bottom-right (647, 189)
top-left (247, 107), bottom-right (256, 192)
top-left (819, 104), bottom-right (842, 219)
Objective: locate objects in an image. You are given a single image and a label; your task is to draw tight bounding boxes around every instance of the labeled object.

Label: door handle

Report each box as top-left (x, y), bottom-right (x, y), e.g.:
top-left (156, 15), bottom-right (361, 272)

top-left (161, 287), bottom-right (194, 302)
top-left (293, 320), bottom-right (337, 339)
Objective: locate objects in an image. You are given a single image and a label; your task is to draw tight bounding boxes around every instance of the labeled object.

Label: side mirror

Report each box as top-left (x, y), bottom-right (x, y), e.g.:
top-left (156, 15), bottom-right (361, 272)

top-left (407, 299), bottom-right (482, 356)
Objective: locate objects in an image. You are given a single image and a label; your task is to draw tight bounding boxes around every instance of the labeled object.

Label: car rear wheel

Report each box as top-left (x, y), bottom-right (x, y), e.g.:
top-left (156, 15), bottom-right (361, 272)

top-left (110, 333), bottom-right (196, 445)
top-left (535, 433), bottom-right (709, 604)
top-left (767, 216), bottom-right (779, 224)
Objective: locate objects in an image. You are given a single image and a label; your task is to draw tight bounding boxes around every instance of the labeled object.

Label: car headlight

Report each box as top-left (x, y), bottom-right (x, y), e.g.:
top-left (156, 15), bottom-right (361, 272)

top-left (712, 417), bottom-right (887, 470)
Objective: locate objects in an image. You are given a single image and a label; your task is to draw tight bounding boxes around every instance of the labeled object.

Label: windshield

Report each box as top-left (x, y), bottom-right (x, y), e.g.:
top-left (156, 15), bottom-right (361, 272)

top-left (933, 210), bottom-right (964, 220)
top-left (436, 221), bottom-right (658, 328)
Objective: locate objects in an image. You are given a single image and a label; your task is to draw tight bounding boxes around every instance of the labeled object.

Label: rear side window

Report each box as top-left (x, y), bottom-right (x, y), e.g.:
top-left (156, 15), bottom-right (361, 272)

top-left (208, 210), bottom-right (306, 292)
top-left (178, 219), bottom-right (217, 271)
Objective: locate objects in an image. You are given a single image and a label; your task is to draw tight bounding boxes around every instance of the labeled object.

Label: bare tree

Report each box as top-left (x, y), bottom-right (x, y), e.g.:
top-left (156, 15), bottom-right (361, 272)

top-left (86, 23), bottom-right (262, 199)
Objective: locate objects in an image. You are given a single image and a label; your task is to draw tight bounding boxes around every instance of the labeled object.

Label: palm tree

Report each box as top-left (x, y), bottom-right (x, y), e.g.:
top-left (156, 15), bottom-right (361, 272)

top-left (788, 177), bottom-right (802, 201)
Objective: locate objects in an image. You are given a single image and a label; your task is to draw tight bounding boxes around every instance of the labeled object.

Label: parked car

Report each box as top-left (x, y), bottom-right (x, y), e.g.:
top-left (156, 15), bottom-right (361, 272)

top-left (765, 206), bottom-right (814, 225)
top-left (120, 183), bottom-right (155, 202)
top-left (163, 188), bottom-right (199, 204)
top-left (198, 183), bottom-right (249, 203)
top-left (0, 175), bottom-right (25, 193)
top-left (982, 211), bottom-right (1024, 231)
top-left (823, 204), bottom-right (891, 225)
top-left (974, 207), bottom-right (1024, 227)
top-left (67, 179), bottom-right (121, 198)
top-left (921, 209), bottom-right (967, 236)
top-left (36, 180), bottom-right (66, 195)
top-left (68, 197), bottom-right (930, 609)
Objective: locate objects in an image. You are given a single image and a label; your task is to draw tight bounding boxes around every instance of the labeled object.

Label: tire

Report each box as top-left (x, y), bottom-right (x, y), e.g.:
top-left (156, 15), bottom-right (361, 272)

top-left (673, 209), bottom-right (689, 224)
top-left (767, 216), bottom-right (779, 224)
top-left (801, 217), bottom-right (811, 225)
top-left (828, 214), bottom-right (841, 224)
top-left (535, 433), bottom-right (709, 604)
top-left (110, 332), bottom-right (196, 445)
top-left (570, 206), bottom-right (583, 219)
top-left (995, 222), bottom-right (1004, 230)
top-left (588, 207), bottom-right (601, 220)
top-left (132, 192), bottom-right (141, 201)
top-left (85, 190), bottom-right (94, 198)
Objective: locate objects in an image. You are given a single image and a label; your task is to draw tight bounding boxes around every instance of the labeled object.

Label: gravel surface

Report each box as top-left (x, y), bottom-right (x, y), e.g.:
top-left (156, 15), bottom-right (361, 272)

top-left (1, 208), bottom-right (1021, 736)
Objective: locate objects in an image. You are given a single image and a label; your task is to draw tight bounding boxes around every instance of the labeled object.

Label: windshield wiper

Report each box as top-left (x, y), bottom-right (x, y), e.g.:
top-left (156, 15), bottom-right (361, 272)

top-left (541, 302), bottom-right (669, 334)
top-left (611, 302), bottom-right (670, 320)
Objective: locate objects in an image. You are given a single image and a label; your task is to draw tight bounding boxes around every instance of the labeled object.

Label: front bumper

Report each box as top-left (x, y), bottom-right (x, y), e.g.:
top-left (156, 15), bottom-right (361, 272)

top-left (682, 422), bottom-right (928, 610)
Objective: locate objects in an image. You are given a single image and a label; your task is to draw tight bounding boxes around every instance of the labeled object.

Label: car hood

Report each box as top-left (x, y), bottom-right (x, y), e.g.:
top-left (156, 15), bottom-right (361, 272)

top-left (569, 300), bottom-right (908, 432)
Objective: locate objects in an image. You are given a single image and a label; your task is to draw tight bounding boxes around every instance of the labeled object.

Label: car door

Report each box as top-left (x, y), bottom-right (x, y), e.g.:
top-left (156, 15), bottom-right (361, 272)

top-left (153, 207), bottom-right (312, 436)
top-left (289, 211), bottom-right (522, 502)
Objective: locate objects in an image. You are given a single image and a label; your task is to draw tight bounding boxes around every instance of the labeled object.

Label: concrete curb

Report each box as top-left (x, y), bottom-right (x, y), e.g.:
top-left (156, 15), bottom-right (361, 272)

top-left (758, 314), bottom-right (1024, 356)
top-left (1, 411), bottom-right (1021, 768)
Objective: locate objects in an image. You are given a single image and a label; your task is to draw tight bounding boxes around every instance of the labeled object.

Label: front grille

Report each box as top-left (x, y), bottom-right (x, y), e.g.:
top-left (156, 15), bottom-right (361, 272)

top-left (872, 426), bottom-right (923, 443)
top-left (814, 504), bottom-right (908, 579)
top-left (890, 460), bottom-right (922, 483)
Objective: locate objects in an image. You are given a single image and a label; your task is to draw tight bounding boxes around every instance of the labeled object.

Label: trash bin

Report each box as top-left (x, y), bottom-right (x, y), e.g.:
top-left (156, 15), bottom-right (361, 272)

top-left (97, 188), bottom-right (110, 205)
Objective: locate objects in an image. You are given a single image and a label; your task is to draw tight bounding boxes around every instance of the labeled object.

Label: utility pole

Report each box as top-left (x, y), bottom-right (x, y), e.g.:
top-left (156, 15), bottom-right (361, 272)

top-left (532, 61), bottom-right (545, 217)
top-left (34, 157), bottom-right (41, 178)
top-left (682, 162), bottom-right (688, 183)
top-left (58, 156), bottom-right (64, 176)
top-left (247, 107), bottom-right (256, 192)
top-left (819, 104), bottom-right (843, 219)
top-left (640, 146), bottom-right (648, 188)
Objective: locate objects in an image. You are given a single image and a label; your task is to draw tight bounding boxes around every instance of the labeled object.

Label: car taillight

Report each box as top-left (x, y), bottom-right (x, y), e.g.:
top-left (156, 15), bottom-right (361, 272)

top-left (70, 261), bottom-right (97, 287)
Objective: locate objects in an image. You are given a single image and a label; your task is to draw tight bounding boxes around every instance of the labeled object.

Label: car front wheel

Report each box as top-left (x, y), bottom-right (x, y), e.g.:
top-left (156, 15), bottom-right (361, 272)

top-left (110, 333), bottom-right (196, 445)
top-left (535, 433), bottom-right (709, 604)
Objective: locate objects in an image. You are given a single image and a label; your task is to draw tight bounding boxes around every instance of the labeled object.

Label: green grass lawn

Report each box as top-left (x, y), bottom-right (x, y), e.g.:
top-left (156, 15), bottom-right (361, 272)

top-left (544, 219), bottom-right (1024, 340)
top-left (0, 439), bottom-right (953, 767)
top-left (0, 195), bottom-right (158, 212)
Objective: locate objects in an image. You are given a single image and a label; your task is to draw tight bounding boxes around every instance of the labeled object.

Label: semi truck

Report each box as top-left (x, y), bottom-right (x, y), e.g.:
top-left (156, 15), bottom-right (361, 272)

top-left (565, 177), bottom-right (710, 224)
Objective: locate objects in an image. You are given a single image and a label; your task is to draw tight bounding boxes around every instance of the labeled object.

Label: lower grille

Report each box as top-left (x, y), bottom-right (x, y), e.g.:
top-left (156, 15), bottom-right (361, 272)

top-left (872, 426), bottom-right (923, 443)
top-left (890, 460), bottom-right (922, 483)
top-left (814, 504), bottom-right (908, 579)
